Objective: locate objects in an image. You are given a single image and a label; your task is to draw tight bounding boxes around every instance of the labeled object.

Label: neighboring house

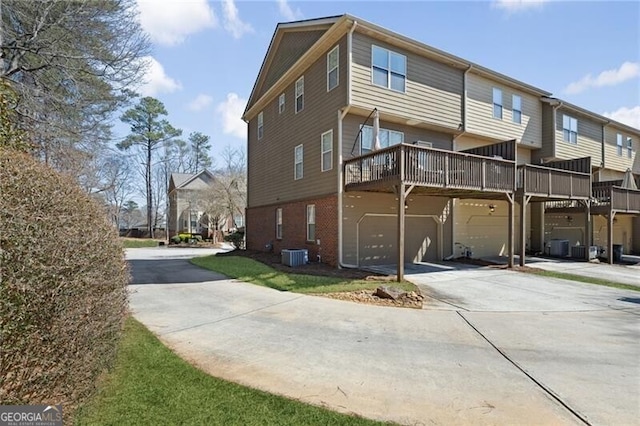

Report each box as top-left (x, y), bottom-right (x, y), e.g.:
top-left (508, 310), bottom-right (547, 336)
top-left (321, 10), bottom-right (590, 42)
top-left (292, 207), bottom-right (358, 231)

top-left (168, 170), bottom-right (221, 238)
top-left (242, 15), bottom-right (640, 279)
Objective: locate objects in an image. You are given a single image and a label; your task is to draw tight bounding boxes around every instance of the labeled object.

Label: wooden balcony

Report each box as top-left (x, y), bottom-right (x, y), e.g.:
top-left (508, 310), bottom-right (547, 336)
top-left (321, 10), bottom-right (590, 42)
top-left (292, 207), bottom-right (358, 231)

top-left (592, 182), bottom-right (640, 214)
top-left (344, 144), bottom-right (515, 197)
top-left (517, 164), bottom-right (591, 201)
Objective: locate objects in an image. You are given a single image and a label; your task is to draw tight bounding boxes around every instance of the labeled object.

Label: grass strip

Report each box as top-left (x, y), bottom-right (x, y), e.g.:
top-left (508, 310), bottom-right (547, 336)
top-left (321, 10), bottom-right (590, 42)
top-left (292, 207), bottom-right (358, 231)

top-left (527, 269), bottom-right (640, 292)
top-left (76, 317), bottom-right (389, 426)
top-left (120, 238), bottom-right (161, 248)
top-left (191, 255), bottom-right (417, 294)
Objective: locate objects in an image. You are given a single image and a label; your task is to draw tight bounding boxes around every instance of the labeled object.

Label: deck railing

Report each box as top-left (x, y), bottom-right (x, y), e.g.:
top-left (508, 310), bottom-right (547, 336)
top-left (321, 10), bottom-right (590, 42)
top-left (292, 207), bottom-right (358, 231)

top-left (344, 144), bottom-right (515, 193)
top-left (592, 182), bottom-right (640, 212)
top-left (517, 164), bottom-right (591, 199)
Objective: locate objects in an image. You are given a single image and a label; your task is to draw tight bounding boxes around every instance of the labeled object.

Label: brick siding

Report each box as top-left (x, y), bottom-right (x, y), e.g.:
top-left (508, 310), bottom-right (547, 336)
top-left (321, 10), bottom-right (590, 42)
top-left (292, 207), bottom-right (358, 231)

top-left (246, 195), bottom-right (338, 266)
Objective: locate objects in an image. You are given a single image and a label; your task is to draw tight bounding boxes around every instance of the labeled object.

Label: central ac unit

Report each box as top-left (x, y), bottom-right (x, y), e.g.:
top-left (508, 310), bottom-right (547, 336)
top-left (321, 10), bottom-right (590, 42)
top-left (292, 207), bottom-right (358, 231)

top-left (281, 249), bottom-right (308, 267)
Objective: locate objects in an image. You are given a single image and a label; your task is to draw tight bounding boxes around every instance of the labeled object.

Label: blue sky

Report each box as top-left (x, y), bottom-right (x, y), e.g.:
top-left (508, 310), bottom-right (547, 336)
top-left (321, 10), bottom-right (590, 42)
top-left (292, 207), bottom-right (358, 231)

top-left (129, 0), bottom-right (640, 163)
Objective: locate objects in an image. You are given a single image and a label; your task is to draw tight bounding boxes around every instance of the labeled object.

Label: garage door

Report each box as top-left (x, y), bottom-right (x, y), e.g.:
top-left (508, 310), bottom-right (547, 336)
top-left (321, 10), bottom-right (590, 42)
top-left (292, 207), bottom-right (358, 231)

top-left (359, 215), bottom-right (438, 266)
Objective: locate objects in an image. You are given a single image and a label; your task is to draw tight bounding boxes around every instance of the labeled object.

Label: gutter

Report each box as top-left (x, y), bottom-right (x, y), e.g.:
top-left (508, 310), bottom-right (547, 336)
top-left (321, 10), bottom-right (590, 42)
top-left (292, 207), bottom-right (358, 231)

top-left (601, 120), bottom-right (609, 170)
top-left (338, 20), bottom-right (358, 269)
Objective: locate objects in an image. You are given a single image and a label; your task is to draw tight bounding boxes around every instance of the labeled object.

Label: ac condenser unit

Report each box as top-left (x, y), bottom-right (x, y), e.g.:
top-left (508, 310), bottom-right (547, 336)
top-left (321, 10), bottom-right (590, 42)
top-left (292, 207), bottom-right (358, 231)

top-left (281, 249), bottom-right (308, 267)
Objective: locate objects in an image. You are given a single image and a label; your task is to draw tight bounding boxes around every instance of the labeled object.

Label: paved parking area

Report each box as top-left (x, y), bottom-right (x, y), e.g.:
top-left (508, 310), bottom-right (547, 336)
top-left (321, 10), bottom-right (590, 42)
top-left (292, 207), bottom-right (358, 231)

top-left (128, 248), bottom-right (640, 425)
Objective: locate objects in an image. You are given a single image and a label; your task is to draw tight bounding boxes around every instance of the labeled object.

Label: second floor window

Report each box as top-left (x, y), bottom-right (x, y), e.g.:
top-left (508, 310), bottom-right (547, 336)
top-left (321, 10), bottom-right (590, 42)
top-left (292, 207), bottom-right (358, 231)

top-left (512, 95), bottom-right (522, 124)
top-left (276, 208), bottom-right (282, 239)
top-left (360, 125), bottom-right (404, 154)
top-left (372, 45), bottom-right (406, 92)
top-left (628, 137), bottom-right (633, 158)
top-left (327, 46), bottom-right (339, 91)
top-left (257, 111), bottom-right (263, 140)
top-left (563, 114), bottom-right (577, 144)
top-left (295, 77), bottom-right (304, 113)
top-left (294, 144), bottom-right (303, 180)
top-left (493, 88), bottom-right (502, 119)
top-left (617, 133), bottom-right (623, 156)
top-left (321, 130), bottom-right (333, 172)
top-left (279, 93), bottom-right (285, 114)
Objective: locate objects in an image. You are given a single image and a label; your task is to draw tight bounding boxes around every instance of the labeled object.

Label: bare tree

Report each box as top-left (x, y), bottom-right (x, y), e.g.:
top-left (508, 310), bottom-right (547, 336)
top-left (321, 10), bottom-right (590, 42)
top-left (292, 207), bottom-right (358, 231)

top-left (99, 154), bottom-right (135, 228)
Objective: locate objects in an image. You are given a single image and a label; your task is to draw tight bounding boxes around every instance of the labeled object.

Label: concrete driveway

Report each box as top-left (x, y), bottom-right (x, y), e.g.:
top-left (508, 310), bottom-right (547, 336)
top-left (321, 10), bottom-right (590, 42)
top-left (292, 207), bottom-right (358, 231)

top-left (127, 248), bottom-right (640, 425)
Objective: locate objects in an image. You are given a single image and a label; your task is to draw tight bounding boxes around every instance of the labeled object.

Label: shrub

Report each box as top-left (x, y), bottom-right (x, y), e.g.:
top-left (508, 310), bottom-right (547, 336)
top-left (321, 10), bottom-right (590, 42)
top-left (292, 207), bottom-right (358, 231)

top-left (170, 235), bottom-right (182, 244)
top-left (224, 230), bottom-right (245, 249)
top-left (0, 149), bottom-right (129, 419)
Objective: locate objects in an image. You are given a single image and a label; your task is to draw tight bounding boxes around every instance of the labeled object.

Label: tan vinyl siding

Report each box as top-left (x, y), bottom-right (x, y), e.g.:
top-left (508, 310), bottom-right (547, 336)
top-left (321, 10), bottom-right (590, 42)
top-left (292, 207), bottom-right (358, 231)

top-left (604, 125), bottom-right (638, 173)
top-left (534, 103), bottom-right (555, 162)
top-left (248, 36), bottom-right (348, 208)
top-left (257, 30), bottom-right (327, 101)
top-left (341, 113), bottom-right (453, 158)
top-left (466, 73), bottom-right (542, 147)
top-left (351, 32), bottom-right (463, 130)
top-left (554, 108), bottom-right (602, 164)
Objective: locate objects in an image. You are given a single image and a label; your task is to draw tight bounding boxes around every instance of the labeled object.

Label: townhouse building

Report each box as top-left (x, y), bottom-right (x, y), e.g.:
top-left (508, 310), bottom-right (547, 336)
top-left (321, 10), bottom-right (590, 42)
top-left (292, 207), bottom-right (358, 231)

top-left (242, 15), bottom-right (639, 280)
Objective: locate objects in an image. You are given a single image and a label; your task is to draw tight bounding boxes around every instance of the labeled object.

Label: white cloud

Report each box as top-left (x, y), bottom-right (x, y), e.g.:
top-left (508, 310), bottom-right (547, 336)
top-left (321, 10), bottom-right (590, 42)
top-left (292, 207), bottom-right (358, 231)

top-left (221, 0), bottom-right (254, 39)
top-left (138, 56), bottom-right (182, 96)
top-left (188, 94), bottom-right (213, 111)
top-left (216, 93), bottom-right (247, 139)
top-left (603, 106), bottom-right (640, 130)
top-left (492, 0), bottom-right (548, 13)
top-left (564, 62), bottom-right (640, 95)
top-left (277, 0), bottom-right (303, 21)
top-left (136, 0), bottom-right (217, 46)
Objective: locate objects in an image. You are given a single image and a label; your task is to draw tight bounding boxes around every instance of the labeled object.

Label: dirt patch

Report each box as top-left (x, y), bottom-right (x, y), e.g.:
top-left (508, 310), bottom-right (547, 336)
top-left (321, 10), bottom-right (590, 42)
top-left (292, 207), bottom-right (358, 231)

top-left (321, 290), bottom-right (423, 309)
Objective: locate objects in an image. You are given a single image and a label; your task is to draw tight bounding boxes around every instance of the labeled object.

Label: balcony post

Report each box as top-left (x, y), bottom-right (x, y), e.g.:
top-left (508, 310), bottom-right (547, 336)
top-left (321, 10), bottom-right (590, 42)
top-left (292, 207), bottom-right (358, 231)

top-left (607, 209), bottom-right (614, 265)
top-left (397, 183), bottom-right (405, 282)
top-left (584, 200), bottom-right (591, 261)
top-left (507, 193), bottom-right (515, 268)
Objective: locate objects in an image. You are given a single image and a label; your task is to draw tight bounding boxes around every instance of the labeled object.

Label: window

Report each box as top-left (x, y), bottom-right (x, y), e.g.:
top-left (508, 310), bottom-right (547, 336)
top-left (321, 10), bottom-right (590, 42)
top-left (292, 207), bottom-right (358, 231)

top-left (295, 76), bottom-right (304, 113)
top-left (628, 137), bottom-right (633, 158)
top-left (360, 125), bottom-right (404, 154)
top-left (617, 133), bottom-right (623, 156)
top-left (327, 46), bottom-right (339, 91)
top-left (563, 115), bottom-right (577, 144)
top-left (321, 130), bottom-right (333, 172)
top-left (306, 205), bottom-right (315, 242)
top-left (371, 45), bottom-right (406, 92)
top-left (276, 208), bottom-right (282, 239)
top-left (257, 111), bottom-right (263, 140)
top-left (493, 88), bottom-right (502, 119)
top-left (279, 93), bottom-right (285, 114)
top-left (294, 144), bottom-right (303, 180)
top-left (512, 95), bottom-right (522, 124)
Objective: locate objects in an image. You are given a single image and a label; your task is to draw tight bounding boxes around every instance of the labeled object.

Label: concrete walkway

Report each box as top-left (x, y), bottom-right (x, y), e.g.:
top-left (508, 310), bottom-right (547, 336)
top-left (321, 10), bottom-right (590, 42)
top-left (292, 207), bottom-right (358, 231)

top-left (127, 248), bottom-right (640, 425)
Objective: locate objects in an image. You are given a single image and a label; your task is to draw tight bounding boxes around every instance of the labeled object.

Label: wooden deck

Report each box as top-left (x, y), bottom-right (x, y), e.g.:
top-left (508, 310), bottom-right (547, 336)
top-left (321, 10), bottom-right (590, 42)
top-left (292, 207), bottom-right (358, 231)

top-left (592, 182), bottom-right (640, 214)
top-left (517, 164), bottom-right (591, 201)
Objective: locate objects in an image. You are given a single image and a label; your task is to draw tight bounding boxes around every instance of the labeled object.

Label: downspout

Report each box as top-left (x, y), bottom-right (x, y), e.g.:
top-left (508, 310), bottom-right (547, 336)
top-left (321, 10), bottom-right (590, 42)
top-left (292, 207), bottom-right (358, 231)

top-left (601, 121), bottom-right (609, 171)
top-left (449, 64), bottom-right (473, 259)
top-left (338, 20), bottom-right (358, 269)
top-left (551, 100), bottom-right (563, 159)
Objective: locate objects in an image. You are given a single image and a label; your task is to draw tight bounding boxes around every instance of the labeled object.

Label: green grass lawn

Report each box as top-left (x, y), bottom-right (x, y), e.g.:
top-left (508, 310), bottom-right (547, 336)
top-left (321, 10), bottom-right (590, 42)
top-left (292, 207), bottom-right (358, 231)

top-left (120, 238), bottom-right (161, 248)
top-left (75, 317), bottom-right (388, 426)
top-left (527, 269), bottom-right (640, 292)
top-left (191, 255), bottom-right (417, 294)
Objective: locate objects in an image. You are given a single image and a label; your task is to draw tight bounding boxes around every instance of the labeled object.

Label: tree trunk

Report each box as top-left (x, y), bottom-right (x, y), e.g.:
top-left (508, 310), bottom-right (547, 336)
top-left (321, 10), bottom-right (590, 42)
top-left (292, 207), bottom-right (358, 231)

top-left (147, 141), bottom-right (154, 239)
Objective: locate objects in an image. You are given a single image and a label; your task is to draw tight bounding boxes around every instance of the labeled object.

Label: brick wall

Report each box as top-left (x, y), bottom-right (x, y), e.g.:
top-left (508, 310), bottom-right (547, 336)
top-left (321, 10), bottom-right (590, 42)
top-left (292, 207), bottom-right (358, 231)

top-left (246, 195), bottom-right (338, 266)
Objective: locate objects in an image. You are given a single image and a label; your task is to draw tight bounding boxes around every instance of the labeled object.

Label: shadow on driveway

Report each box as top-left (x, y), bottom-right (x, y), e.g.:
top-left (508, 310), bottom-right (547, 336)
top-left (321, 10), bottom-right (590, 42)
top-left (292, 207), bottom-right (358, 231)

top-left (128, 259), bottom-right (228, 285)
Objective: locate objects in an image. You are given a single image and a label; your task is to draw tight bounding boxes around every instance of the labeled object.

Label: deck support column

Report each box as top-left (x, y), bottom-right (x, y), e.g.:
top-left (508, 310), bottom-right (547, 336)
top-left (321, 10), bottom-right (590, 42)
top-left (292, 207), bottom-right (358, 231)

top-left (583, 200), bottom-right (592, 261)
top-left (519, 195), bottom-right (531, 267)
top-left (607, 209), bottom-right (616, 265)
top-left (506, 193), bottom-right (515, 268)
top-left (397, 183), bottom-right (405, 282)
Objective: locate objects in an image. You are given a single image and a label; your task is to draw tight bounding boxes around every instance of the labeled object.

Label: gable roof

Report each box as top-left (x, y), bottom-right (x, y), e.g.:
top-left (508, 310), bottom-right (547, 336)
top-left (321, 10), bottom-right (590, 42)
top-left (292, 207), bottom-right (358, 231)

top-left (169, 170), bottom-right (216, 194)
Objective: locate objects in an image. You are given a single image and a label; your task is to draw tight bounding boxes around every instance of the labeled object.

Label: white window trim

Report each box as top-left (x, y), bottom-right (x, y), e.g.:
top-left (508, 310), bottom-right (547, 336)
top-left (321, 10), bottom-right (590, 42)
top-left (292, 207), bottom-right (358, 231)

top-left (321, 130), bottom-right (333, 172)
top-left (627, 137), bottom-right (633, 158)
top-left (295, 76), bottom-right (304, 114)
top-left (327, 45), bottom-right (339, 92)
top-left (493, 88), bottom-right (503, 120)
top-left (276, 208), bottom-right (282, 240)
top-left (294, 144), bottom-right (303, 180)
top-left (278, 93), bottom-right (285, 114)
top-left (306, 204), bottom-right (316, 242)
top-left (563, 114), bottom-right (578, 144)
top-left (512, 94), bottom-right (522, 124)
top-left (617, 133), bottom-right (623, 156)
top-left (257, 111), bottom-right (263, 140)
top-left (359, 125), bottom-right (404, 154)
top-left (371, 45), bottom-right (407, 93)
